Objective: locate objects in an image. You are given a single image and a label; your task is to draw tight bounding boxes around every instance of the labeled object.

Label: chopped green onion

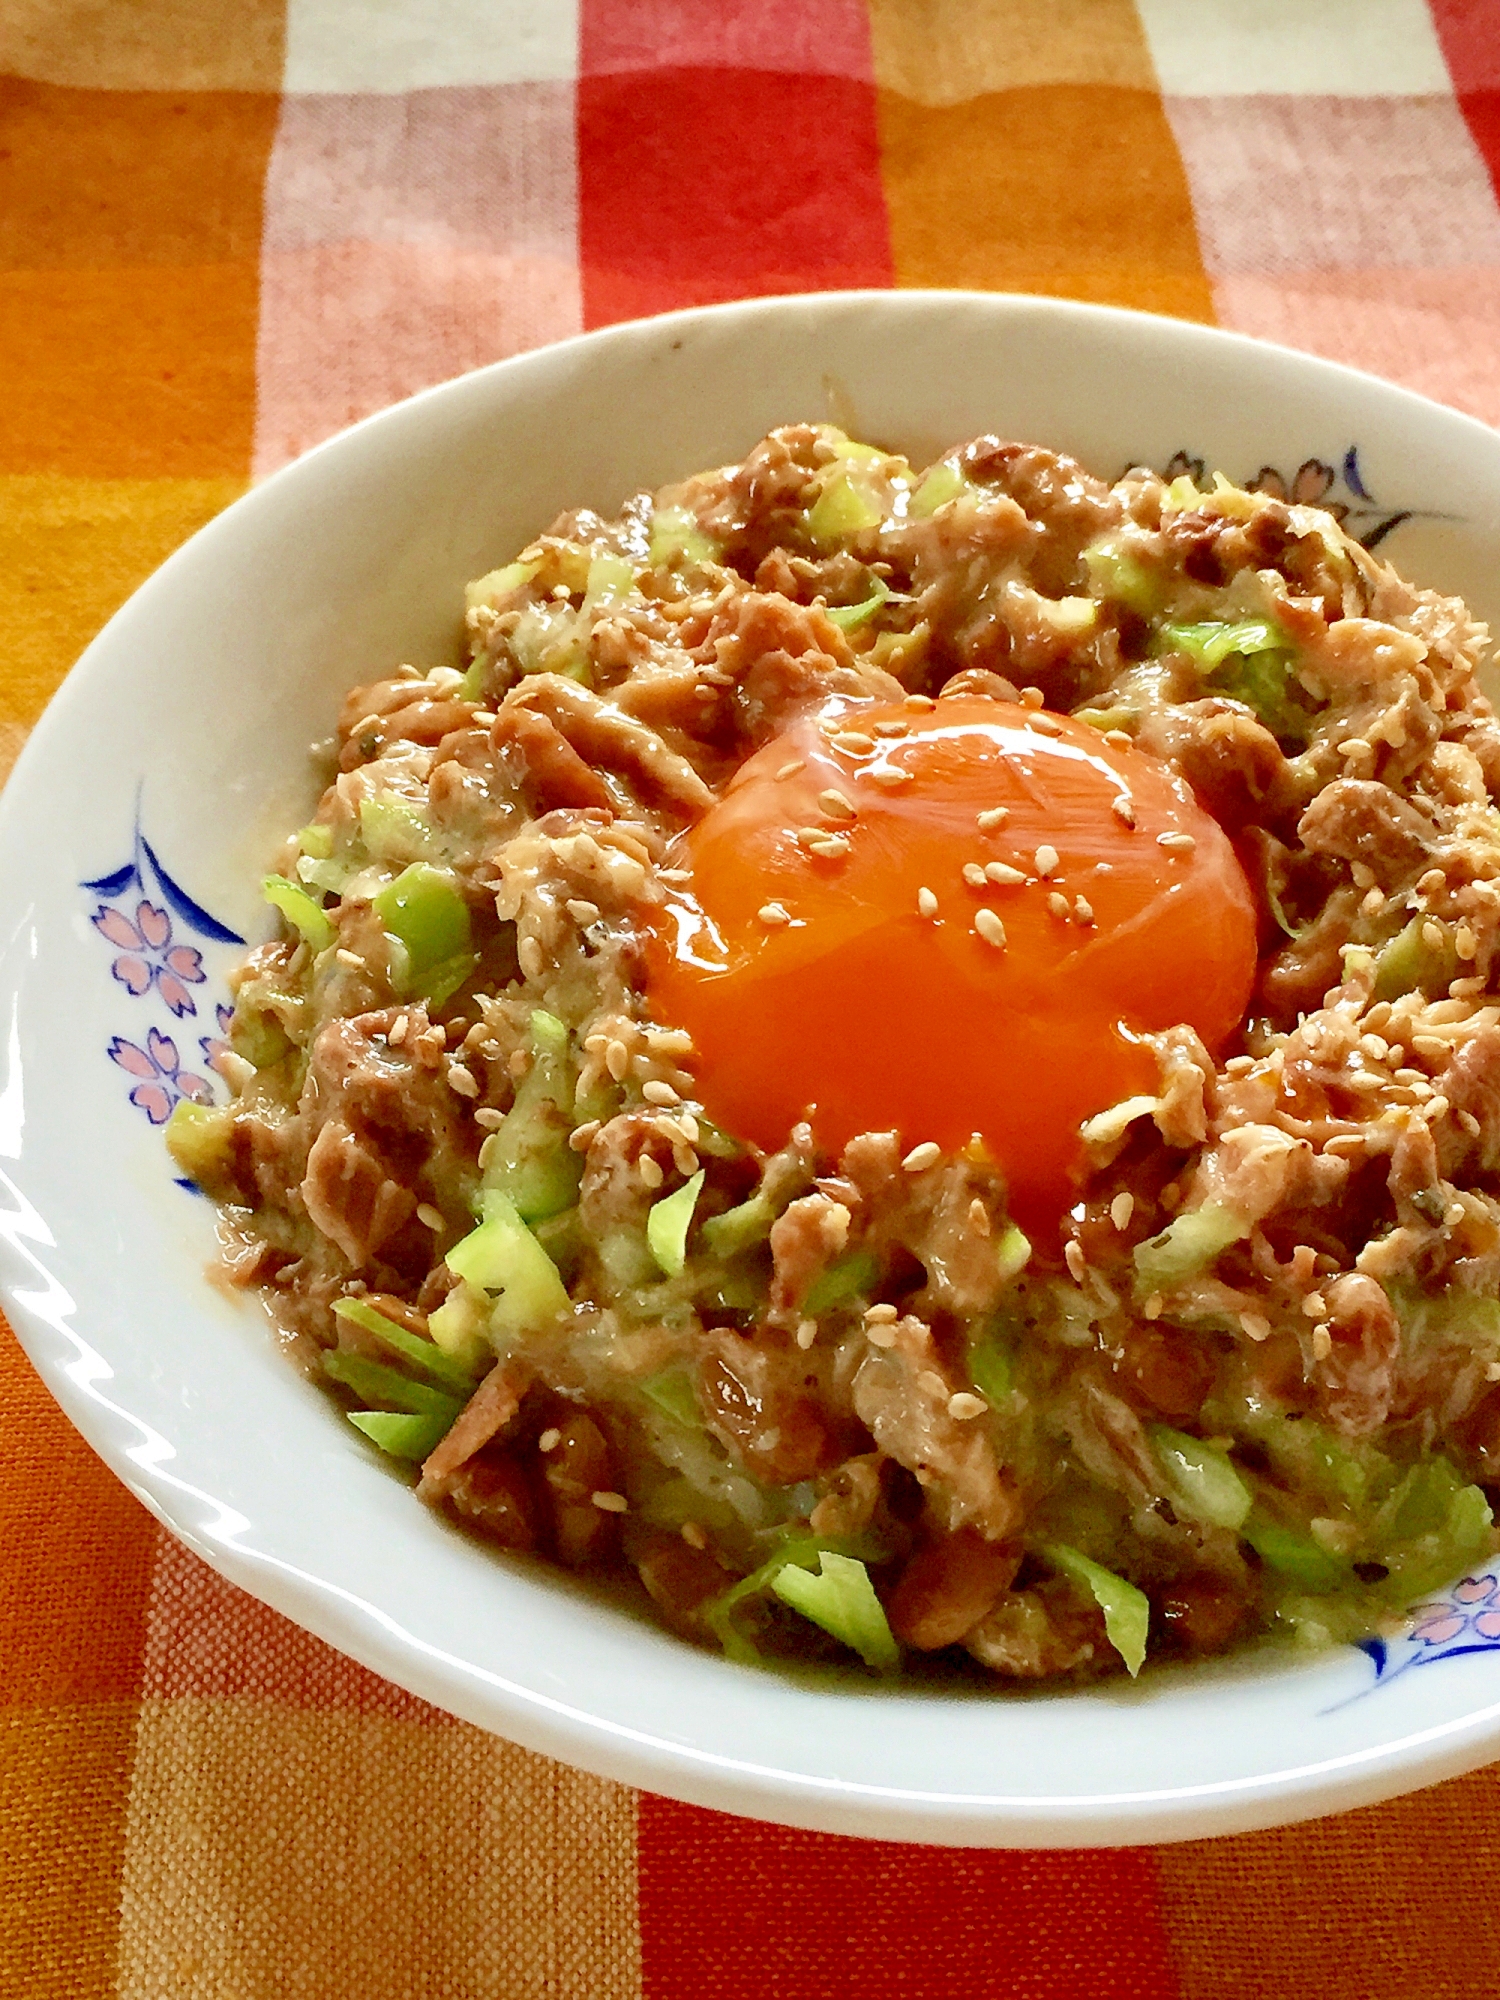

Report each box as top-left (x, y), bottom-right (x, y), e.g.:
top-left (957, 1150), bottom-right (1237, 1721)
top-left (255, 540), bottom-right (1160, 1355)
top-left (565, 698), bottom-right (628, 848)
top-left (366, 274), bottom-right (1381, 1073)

top-left (323, 1349), bottom-right (464, 1424)
top-left (807, 472), bottom-right (883, 547)
top-left (464, 557), bottom-right (539, 613)
top-left (701, 1191), bottom-right (777, 1258)
top-left (1243, 1514), bottom-right (1350, 1592)
top-left (360, 793), bottom-right (438, 865)
top-left (410, 948), bottom-right (475, 1009)
top-left (347, 1409), bottom-right (453, 1461)
top-left (373, 863), bottom-right (471, 985)
top-left (298, 822), bottom-right (334, 860)
top-left (1081, 543), bottom-right (1160, 616)
top-left (995, 1223), bottom-right (1031, 1284)
top-left (480, 1012), bottom-right (580, 1222)
top-left (908, 460), bottom-right (970, 518)
top-left (164, 1100), bottom-right (236, 1195)
top-left (263, 874), bottom-right (335, 952)
top-left (770, 1551), bottom-right (900, 1672)
top-left (426, 1283), bottom-right (494, 1372)
top-left (648, 505), bottom-right (718, 567)
top-left (1150, 1425), bottom-right (1251, 1530)
top-left (1043, 1543), bottom-right (1149, 1676)
top-left (967, 1321), bottom-right (1014, 1405)
top-left (1161, 619), bottom-right (1283, 668)
top-left (583, 553), bottom-right (638, 614)
top-left (647, 1168), bottom-right (705, 1278)
top-left (332, 1296), bottom-right (480, 1395)
top-left (1373, 915), bottom-right (1459, 1003)
top-left (640, 1368), bottom-right (700, 1427)
top-left (1133, 1200), bottom-right (1247, 1292)
top-left (803, 1246), bottom-right (879, 1315)
top-left (825, 578), bottom-right (891, 632)
top-left (449, 1192), bottom-right (571, 1336)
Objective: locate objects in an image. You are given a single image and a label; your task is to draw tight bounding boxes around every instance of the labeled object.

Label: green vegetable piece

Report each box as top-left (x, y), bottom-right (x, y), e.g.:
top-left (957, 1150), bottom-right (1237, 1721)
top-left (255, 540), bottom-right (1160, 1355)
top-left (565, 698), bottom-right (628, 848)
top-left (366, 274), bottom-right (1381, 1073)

top-left (410, 948), bottom-right (476, 1009)
top-left (1374, 1458), bottom-right (1494, 1599)
top-left (373, 863), bottom-right (471, 984)
top-left (648, 505), bottom-right (718, 568)
top-left (705, 1541), bottom-right (821, 1664)
top-left (1250, 1413), bottom-right (1376, 1510)
top-left (908, 460), bottom-right (970, 518)
top-left (298, 822), bottom-right (334, 860)
top-left (995, 1223), bottom-right (1031, 1284)
top-left (701, 1191), bottom-right (777, 1258)
top-left (1081, 543), bottom-right (1160, 616)
top-left (582, 553), bottom-right (638, 615)
top-left (297, 854), bottom-right (355, 897)
top-left (1161, 619), bottom-right (1283, 669)
top-left (647, 1168), bottom-right (705, 1278)
top-left (1243, 1514), bottom-right (1350, 1592)
top-left (640, 1368), bottom-right (700, 1427)
top-left (360, 793), bottom-right (437, 865)
top-left (1373, 915), bottom-right (1459, 1002)
top-left (322, 1349), bottom-right (464, 1424)
top-left (1133, 1200), bottom-right (1247, 1292)
top-left (448, 1192), bottom-right (571, 1336)
top-left (826, 578), bottom-right (891, 632)
top-left (482, 1009), bottom-right (580, 1222)
top-left (426, 1283), bottom-right (494, 1373)
top-left (1150, 1425), bottom-right (1251, 1530)
top-left (347, 1409), bottom-right (453, 1461)
top-left (1212, 649), bottom-right (1317, 746)
top-left (332, 1297), bottom-right (480, 1395)
top-left (807, 472), bottom-right (882, 547)
top-left (1043, 1542), bottom-right (1150, 1676)
top-left (803, 1246), bottom-right (879, 1316)
top-left (770, 1551), bottom-right (900, 1672)
top-left (464, 557), bottom-right (540, 613)
top-left (967, 1327), bottom-right (1013, 1405)
top-left (164, 1100), bottom-right (236, 1196)
top-left (263, 874), bottom-right (335, 952)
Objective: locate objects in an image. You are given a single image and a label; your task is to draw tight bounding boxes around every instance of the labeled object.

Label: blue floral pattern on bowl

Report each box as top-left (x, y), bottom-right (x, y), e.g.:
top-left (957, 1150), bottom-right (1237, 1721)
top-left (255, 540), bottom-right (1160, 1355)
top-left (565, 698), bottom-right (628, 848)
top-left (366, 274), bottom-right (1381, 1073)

top-left (1159, 443), bottom-right (1418, 550)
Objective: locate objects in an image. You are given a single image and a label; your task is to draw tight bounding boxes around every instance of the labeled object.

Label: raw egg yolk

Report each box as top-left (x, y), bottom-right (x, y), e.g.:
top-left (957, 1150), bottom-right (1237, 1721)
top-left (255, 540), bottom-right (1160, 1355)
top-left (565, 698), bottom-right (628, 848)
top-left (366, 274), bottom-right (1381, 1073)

top-left (641, 699), bottom-right (1258, 1230)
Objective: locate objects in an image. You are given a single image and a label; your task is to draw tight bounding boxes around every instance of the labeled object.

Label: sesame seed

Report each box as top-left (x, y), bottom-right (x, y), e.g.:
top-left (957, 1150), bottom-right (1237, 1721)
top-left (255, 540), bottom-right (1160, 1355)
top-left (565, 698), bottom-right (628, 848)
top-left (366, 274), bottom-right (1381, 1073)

top-left (681, 1520), bottom-right (709, 1549)
top-left (977, 807), bottom-right (1010, 831)
top-left (568, 1119), bottom-right (600, 1153)
top-left (1461, 1108), bottom-right (1483, 1136)
top-left (1240, 1311), bottom-right (1272, 1342)
top-left (947, 1392), bottom-right (988, 1420)
top-left (864, 1302), bottom-right (899, 1324)
top-left (1111, 795), bottom-right (1136, 829)
top-left (903, 1141), bottom-right (942, 1172)
top-left (416, 1202), bottom-right (446, 1231)
top-left (474, 1106), bottom-right (505, 1130)
top-left (974, 908), bottom-right (1008, 949)
top-left (1019, 685), bottom-right (1045, 710)
top-left (1047, 891), bottom-right (1071, 919)
top-left (538, 1427), bottom-right (562, 1453)
top-left (874, 718), bottom-right (910, 736)
top-left (1310, 1324), bottom-right (1333, 1362)
top-left (1103, 729), bottom-right (1133, 750)
top-left (1423, 920), bottom-right (1446, 952)
top-left (638, 1153), bottom-right (664, 1187)
top-left (963, 862), bottom-right (988, 889)
top-left (796, 825), bottom-right (824, 846)
top-left (968, 1198), bottom-right (990, 1236)
top-left (642, 1079), bottom-right (679, 1106)
top-left (869, 765), bottom-right (913, 788)
top-left (1143, 1292), bottom-right (1164, 1320)
top-left (807, 835), bottom-right (851, 859)
top-left (336, 948), bottom-right (365, 969)
top-left (1034, 844), bottom-right (1059, 877)
top-left (672, 1142), bottom-right (700, 1177)
top-left (1457, 922), bottom-right (1479, 960)
top-left (389, 1013), bottom-right (409, 1046)
top-left (1074, 896), bottom-right (1094, 924)
top-left (832, 730), bottom-right (875, 755)
top-left (1488, 1362), bottom-right (1500, 1383)
top-left (1361, 887), bottom-right (1385, 916)
top-left (1064, 1240), bottom-right (1088, 1282)
top-left (866, 1324), bottom-right (897, 1348)
top-left (446, 1063), bottom-right (479, 1098)
top-left (1028, 713), bottom-right (1064, 736)
top-left (1157, 831), bottom-right (1196, 854)
top-left (472, 710), bottom-right (498, 726)
top-left (917, 1369), bottom-right (948, 1398)
top-left (1301, 1292), bottom-right (1327, 1319)
top-left (1110, 1191), bottom-right (1134, 1230)
top-left (605, 1038), bottom-right (630, 1081)
top-left (518, 934), bottom-right (544, 980)
top-left (819, 788), bottom-right (857, 820)
top-left (776, 758), bottom-right (806, 780)
top-left (985, 861), bottom-right (1027, 886)
top-left (904, 693), bottom-right (936, 710)
top-left (917, 886), bottom-right (939, 918)
top-left (795, 1319), bottom-right (818, 1350)
top-left (1445, 1201), bottom-right (1466, 1227)
top-left (758, 901), bottom-right (792, 926)
top-left (658, 867), bottom-right (692, 884)
top-left (591, 1490), bottom-right (629, 1513)
top-left (566, 898), bottom-right (601, 928)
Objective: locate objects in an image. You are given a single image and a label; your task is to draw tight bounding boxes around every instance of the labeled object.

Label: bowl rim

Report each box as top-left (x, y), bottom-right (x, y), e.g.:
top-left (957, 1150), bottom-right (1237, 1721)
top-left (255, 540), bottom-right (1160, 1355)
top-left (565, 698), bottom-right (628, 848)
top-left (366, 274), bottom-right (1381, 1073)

top-left (9, 286), bottom-right (1500, 1847)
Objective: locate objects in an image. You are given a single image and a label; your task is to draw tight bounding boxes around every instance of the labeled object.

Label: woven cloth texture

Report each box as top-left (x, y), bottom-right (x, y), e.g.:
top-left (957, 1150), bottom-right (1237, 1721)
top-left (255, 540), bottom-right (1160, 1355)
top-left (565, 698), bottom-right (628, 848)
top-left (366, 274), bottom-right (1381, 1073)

top-left (8, 1), bottom-right (1500, 1992)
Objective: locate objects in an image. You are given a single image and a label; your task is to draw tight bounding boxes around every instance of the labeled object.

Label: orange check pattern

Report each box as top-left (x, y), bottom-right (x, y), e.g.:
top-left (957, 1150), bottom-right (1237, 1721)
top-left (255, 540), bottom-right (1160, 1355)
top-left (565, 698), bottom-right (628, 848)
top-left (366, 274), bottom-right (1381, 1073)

top-left (7, 2), bottom-right (1500, 1990)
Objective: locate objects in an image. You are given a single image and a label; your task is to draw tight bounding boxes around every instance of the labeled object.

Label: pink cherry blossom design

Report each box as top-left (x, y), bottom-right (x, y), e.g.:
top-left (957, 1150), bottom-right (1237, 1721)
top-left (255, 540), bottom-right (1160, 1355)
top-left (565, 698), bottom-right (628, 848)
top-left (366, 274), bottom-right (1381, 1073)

top-left (1412, 1611), bottom-right (1466, 1646)
top-left (1454, 1576), bottom-right (1497, 1604)
top-left (108, 1029), bottom-right (213, 1124)
top-left (165, 945), bottom-right (203, 981)
top-left (92, 899), bottom-right (205, 1014)
top-left (93, 906), bottom-right (144, 951)
top-left (1476, 1610), bottom-right (1500, 1640)
top-left (115, 955), bottom-right (153, 996)
top-left (136, 899), bottom-right (170, 949)
top-left (157, 973), bottom-right (194, 1018)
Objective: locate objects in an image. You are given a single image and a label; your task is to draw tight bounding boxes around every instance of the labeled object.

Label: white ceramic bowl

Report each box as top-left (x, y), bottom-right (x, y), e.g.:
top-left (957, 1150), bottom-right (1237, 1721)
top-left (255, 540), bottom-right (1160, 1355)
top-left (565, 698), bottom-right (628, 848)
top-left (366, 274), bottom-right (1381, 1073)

top-left (8, 292), bottom-right (1500, 1848)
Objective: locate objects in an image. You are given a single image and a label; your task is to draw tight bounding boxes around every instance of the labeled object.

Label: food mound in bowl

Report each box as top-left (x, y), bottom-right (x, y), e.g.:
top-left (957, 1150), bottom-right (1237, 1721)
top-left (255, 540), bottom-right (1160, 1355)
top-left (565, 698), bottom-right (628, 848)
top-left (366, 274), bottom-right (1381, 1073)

top-left (171, 423), bottom-right (1500, 1684)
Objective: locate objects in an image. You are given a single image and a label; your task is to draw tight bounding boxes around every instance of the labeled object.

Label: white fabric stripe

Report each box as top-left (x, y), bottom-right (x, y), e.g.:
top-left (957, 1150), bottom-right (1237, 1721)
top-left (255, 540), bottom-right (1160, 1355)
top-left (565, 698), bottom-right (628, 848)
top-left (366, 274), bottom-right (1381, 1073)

top-left (252, 82), bottom-right (581, 475)
top-left (1135, 0), bottom-right (1452, 98)
top-left (283, 0), bottom-right (579, 90)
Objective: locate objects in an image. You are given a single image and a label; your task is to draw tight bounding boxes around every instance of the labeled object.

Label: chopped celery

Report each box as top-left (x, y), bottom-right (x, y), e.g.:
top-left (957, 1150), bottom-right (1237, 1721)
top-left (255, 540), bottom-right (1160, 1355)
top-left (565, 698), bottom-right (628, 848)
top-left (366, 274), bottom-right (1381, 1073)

top-left (803, 1246), bottom-right (879, 1315)
top-left (164, 1100), bottom-right (236, 1195)
top-left (447, 1192), bottom-right (570, 1336)
top-left (908, 460), bottom-right (970, 518)
top-left (647, 1168), bottom-right (705, 1278)
top-left (995, 1224), bottom-right (1031, 1284)
top-left (1150, 1425), bottom-right (1251, 1530)
top-left (360, 793), bottom-right (437, 865)
top-left (1043, 1543), bottom-right (1149, 1676)
top-left (701, 1191), bottom-right (776, 1258)
top-left (323, 1349), bottom-right (464, 1424)
top-left (826, 579), bottom-right (891, 632)
top-left (770, 1551), bottom-right (900, 1672)
top-left (1243, 1513), bottom-right (1350, 1592)
top-left (464, 557), bottom-right (539, 612)
top-left (1133, 1200), bottom-right (1247, 1292)
top-left (263, 874), bottom-right (335, 953)
top-left (640, 1368), bottom-right (700, 1427)
top-left (1162, 619), bottom-right (1283, 669)
top-left (426, 1283), bottom-right (494, 1373)
top-left (298, 822), bottom-right (334, 860)
top-left (1081, 543), bottom-right (1160, 616)
top-left (373, 863), bottom-right (471, 988)
top-left (481, 1008), bottom-right (579, 1221)
top-left (807, 472), bottom-right (882, 547)
top-left (1373, 915), bottom-right (1458, 1002)
top-left (348, 1409), bottom-right (453, 1461)
top-left (331, 1296), bottom-right (480, 1395)
top-left (648, 505), bottom-right (718, 567)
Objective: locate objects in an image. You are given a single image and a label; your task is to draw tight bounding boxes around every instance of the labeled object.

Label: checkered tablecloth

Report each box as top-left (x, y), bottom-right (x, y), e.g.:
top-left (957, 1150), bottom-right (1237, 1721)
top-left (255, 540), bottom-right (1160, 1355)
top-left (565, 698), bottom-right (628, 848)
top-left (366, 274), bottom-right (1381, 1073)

top-left (7, 3), bottom-right (1500, 1992)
